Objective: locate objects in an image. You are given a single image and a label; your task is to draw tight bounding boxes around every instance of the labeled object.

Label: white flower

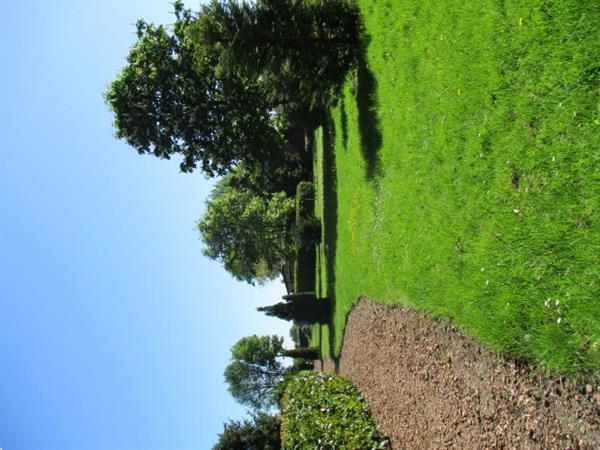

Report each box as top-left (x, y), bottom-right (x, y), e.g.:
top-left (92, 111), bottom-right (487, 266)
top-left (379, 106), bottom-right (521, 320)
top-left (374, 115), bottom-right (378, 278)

top-left (557, 317), bottom-right (562, 324)
top-left (555, 299), bottom-right (560, 306)
top-left (544, 299), bottom-right (551, 308)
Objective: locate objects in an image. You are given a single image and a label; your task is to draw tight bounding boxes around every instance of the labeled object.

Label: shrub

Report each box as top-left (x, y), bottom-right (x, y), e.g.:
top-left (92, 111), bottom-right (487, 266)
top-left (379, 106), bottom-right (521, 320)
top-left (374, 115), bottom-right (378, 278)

top-left (294, 182), bottom-right (318, 292)
top-left (281, 372), bottom-right (389, 449)
top-left (291, 358), bottom-right (315, 371)
top-left (258, 297), bottom-right (331, 325)
top-left (283, 292), bottom-right (316, 302)
top-left (295, 182), bottom-right (321, 248)
top-left (281, 347), bottom-right (320, 360)
top-left (212, 412), bottom-right (281, 450)
top-left (289, 323), bottom-right (313, 348)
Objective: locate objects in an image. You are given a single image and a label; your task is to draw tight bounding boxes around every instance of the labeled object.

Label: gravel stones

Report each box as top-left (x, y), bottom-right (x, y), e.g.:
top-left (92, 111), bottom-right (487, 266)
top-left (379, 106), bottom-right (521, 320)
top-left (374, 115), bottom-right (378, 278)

top-left (333, 298), bottom-right (600, 449)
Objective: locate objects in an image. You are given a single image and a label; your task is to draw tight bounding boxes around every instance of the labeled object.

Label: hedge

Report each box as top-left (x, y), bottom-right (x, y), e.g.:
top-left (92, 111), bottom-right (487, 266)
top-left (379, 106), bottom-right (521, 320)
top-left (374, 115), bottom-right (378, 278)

top-left (281, 371), bottom-right (389, 449)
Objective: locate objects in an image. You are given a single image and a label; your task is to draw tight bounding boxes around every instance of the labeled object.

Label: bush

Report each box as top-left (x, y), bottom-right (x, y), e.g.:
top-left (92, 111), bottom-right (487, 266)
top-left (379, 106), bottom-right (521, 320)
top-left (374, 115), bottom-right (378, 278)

top-left (212, 412), bottom-right (281, 450)
top-left (289, 323), bottom-right (313, 348)
top-left (258, 297), bottom-right (331, 325)
top-left (282, 292), bottom-right (316, 302)
top-left (281, 372), bottom-right (389, 449)
top-left (295, 182), bottom-right (321, 248)
top-left (294, 182), bottom-right (318, 292)
top-left (282, 347), bottom-right (320, 360)
top-left (292, 358), bottom-right (314, 371)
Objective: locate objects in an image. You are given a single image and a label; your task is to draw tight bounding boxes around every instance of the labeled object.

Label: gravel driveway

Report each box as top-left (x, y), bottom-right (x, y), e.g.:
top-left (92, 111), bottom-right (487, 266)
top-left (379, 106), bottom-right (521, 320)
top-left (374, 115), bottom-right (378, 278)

top-left (329, 298), bottom-right (599, 449)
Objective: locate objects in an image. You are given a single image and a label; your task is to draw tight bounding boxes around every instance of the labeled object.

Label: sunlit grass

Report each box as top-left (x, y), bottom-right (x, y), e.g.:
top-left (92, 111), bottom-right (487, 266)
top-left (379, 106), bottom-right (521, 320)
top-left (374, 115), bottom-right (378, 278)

top-left (315, 0), bottom-right (600, 376)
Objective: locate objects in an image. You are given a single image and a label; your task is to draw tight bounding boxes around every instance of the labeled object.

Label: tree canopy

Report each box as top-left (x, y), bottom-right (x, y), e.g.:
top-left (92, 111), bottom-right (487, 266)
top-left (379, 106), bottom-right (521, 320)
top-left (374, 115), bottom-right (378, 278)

top-left (212, 413), bottom-right (281, 450)
top-left (191, 0), bottom-right (361, 124)
top-left (230, 335), bottom-right (285, 366)
top-left (198, 180), bottom-right (295, 284)
top-left (104, 1), bottom-right (286, 176)
top-left (224, 335), bottom-right (288, 411)
top-left (105, 1), bottom-right (361, 176)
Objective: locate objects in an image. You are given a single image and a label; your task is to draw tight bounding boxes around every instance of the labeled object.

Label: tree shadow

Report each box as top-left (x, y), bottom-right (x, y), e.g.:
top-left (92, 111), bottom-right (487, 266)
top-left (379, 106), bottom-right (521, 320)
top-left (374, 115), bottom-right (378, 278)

top-left (340, 97), bottom-right (348, 151)
top-left (356, 39), bottom-right (383, 181)
top-left (321, 111), bottom-right (339, 360)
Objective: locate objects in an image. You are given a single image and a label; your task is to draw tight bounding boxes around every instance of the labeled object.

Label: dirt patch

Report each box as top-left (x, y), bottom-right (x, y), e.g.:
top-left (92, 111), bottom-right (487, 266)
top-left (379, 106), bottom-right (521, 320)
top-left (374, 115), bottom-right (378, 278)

top-left (336, 298), bottom-right (600, 449)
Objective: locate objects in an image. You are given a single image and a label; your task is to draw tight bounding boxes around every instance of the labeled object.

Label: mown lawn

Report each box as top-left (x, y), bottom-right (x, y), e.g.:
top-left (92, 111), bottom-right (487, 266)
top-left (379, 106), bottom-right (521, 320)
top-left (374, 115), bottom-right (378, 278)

top-left (314, 0), bottom-right (600, 377)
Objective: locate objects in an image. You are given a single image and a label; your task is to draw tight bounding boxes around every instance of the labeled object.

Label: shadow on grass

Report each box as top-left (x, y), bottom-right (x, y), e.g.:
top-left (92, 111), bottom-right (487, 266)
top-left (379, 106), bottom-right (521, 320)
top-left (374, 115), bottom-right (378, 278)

top-left (321, 111), bottom-right (339, 360)
top-left (356, 43), bottom-right (383, 181)
top-left (340, 97), bottom-right (349, 151)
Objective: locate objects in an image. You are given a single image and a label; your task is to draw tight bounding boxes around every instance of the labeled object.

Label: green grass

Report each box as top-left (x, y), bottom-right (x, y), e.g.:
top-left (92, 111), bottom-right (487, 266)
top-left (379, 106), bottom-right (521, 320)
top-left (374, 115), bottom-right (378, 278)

top-left (315, 0), bottom-right (600, 376)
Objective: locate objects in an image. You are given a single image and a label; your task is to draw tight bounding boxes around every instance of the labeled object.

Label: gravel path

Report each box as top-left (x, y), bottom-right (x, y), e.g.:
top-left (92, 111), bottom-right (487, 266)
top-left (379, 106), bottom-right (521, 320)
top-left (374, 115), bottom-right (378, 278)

top-left (333, 298), bottom-right (599, 449)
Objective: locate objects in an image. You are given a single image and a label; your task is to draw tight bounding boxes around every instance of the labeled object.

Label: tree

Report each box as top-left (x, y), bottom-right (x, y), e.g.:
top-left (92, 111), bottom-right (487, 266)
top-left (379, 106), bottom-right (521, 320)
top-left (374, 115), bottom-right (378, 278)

top-left (231, 335), bottom-right (285, 366)
top-left (198, 182), bottom-right (295, 284)
top-left (231, 334), bottom-right (318, 362)
top-left (258, 294), bottom-right (331, 325)
top-left (191, 0), bottom-right (362, 125)
top-left (224, 335), bottom-right (287, 411)
top-left (212, 413), bottom-right (281, 450)
top-left (224, 335), bottom-right (319, 411)
top-left (104, 1), bottom-right (286, 176)
top-left (224, 361), bottom-right (284, 412)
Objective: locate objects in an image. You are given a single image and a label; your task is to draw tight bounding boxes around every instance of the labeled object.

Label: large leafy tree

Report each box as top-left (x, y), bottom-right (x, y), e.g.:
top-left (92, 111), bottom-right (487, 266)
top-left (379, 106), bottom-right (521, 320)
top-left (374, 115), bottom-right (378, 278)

top-left (224, 334), bottom-right (287, 413)
top-left (212, 413), bottom-right (281, 450)
top-left (223, 335), bottom-right (318, 412)
top-left (104, 1), bottom-right (285, 176)
top-left (191, 0), bottom-right (362, 125)
top-left (230, 335), bottom-right (285, 366)
top-left (198, 180), bottom-right (295, 284)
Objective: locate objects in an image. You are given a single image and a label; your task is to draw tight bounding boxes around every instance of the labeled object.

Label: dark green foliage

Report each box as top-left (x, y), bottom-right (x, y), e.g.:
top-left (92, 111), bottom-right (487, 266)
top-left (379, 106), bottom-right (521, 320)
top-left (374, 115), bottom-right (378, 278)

top-left (231, 335), bottom-right (285, 366)
top-left (198, 181), bottom-right (295, 285)
top-left (289, 323), bottom-right (312, 348)
top-left (282, 292), bottom-right (316, 302)
top-left (191, 0), bottom-right (362, 123)
top-left (258, 297), bottom-right (330, 325)
top-left (293, 246), bottom-right (316, 293)
top-left (272, 371), bottom-right (296, 408)
top-left (224, 335), bottom-right (317, 411)
top-left (295, 182), bottom-right (321, 248)
top-left (105, 1), bottom-right (286, 176)
top-left (294, 182), bottom-right (318, 292)
top-left (224, 335), bottom-right (287, 411)
top-left (291, 358), bottom-right (315, 371)
top-left (281, 347), bottom-right (320, 360)
top-left (224, 361), bottom-right (284, 412)
top-left (280, 372), bottom-right (389, 449)
top-left (223, 160), bottom-right (305, 200)
top-left (295, 182), bottom-right (315, 215)
top-left (212, 413), bottom-right (281, 450)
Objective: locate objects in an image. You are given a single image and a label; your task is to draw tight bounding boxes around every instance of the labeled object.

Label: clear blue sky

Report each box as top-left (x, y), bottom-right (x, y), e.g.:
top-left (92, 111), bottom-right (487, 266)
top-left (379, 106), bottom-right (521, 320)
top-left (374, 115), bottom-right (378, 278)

top-left (0, 1), bottom-right (291, 448)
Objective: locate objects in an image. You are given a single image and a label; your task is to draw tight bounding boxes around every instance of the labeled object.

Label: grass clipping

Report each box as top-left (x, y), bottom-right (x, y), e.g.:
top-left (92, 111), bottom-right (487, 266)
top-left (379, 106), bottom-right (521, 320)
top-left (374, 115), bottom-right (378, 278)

top-left (281, 371), bottom-right (389, 449)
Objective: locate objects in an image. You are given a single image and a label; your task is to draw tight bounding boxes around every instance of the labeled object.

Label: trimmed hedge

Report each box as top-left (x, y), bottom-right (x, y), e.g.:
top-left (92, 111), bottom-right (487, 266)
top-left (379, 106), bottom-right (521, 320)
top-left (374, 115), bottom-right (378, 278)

top-left (258, 297), bottom-right (331, 325)
top-left (283, 292), bottom-right (316, 302)
top-left (281, 371), bottom-right (389, 449)
top-left (282, 347), bottom-right (320, 360)
top-left (295, 182), bottom-right (321, 248)
top-left (294, 182), bottom-right (318, 292)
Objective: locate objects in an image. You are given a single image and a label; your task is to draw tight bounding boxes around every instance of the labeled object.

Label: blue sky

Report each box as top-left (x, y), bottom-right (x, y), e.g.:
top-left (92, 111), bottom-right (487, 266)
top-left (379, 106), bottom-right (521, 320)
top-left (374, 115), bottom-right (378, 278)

top-left (0, 1), bottom-right (291, 448)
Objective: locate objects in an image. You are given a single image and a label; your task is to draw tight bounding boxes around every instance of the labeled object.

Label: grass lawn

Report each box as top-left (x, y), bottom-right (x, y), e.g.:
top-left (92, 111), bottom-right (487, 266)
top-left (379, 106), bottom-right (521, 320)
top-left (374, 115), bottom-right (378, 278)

top-left (314, 0), bottom-right (600, 377)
